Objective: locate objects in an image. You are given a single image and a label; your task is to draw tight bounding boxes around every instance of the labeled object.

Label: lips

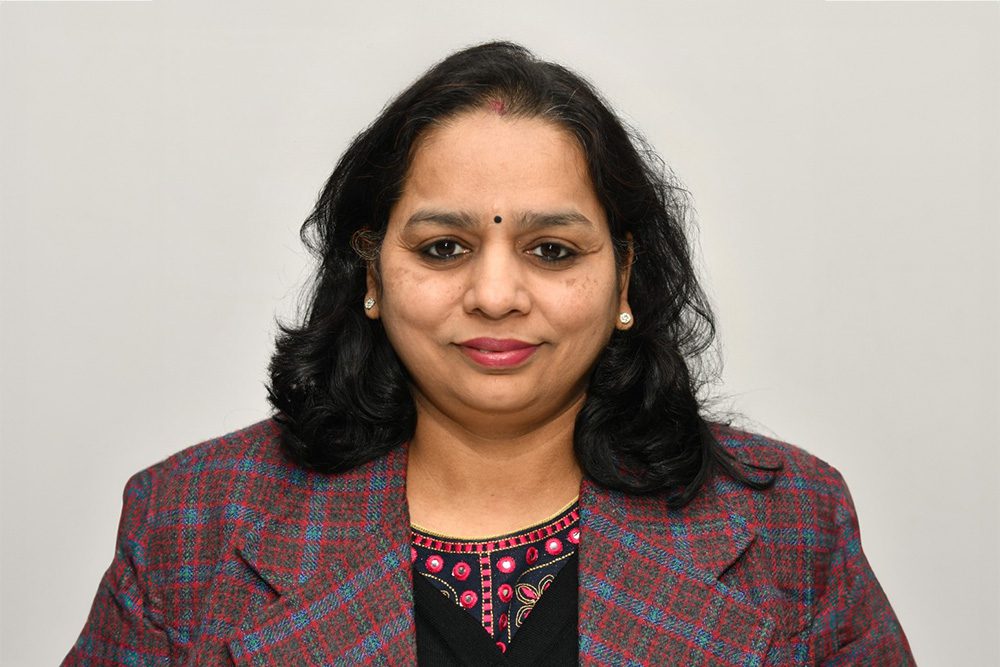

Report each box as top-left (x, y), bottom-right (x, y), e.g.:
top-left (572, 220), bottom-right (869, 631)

top-left (457, 338), bottom-right (540, 368)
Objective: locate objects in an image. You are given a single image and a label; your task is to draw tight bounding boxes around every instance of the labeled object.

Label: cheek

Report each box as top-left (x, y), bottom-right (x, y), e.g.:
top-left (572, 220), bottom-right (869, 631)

top-left (378, 265), bottom-right (462, 342)
top-left (542, 273), bottom-right (619, 338)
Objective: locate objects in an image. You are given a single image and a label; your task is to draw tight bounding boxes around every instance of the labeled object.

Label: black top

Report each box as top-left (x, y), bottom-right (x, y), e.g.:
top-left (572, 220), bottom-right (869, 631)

top-left (414, 551), bottom-right (579, 666)
top-left (410, 500), bottom-right (581, 648)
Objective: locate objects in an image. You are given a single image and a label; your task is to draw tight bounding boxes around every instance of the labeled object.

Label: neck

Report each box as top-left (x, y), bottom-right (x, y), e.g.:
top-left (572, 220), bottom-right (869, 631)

top-left (405, 392), bottom-right (585, 538)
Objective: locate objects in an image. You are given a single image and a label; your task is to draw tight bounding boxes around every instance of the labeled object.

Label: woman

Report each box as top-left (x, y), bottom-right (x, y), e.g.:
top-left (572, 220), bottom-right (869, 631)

top-left (66, 42), bottom-right (913, 665)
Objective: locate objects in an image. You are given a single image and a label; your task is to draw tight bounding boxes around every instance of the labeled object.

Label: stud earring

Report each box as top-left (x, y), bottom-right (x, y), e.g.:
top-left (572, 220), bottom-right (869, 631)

top-left (618, 312), bottom-right (633, 326)
top-left (364, 297), bottom-right (376, 311)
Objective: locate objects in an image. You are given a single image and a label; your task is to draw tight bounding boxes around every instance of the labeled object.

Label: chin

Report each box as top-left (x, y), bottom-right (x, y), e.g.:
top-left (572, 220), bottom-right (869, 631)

top-left (454, 379), bottom-right (584, 422)
top-left (461, 389), bottom-right (539, 415)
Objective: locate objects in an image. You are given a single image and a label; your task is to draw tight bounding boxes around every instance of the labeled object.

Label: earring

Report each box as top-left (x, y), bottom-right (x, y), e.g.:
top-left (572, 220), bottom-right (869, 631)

top-left (618, 312), bottom-right (633, 326)
top-left (364, 297), bottom-right (376, 311)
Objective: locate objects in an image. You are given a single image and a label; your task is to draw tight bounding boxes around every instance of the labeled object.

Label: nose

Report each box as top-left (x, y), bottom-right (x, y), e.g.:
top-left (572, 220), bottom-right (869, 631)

top-left (462, 243), bottom-right (532, 319)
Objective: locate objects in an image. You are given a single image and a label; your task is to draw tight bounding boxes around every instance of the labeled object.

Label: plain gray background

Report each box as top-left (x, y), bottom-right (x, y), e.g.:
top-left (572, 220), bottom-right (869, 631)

top-left (1, 1), bottom-right (997, 664)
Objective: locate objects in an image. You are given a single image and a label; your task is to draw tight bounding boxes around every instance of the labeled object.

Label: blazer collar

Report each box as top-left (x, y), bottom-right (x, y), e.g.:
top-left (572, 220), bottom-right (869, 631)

top-left (577, 475), bottom-right (778, 665)
top-left (227, 446), bottom-right (416, 665)
top-left (225, 444), bottom-right (778, 665)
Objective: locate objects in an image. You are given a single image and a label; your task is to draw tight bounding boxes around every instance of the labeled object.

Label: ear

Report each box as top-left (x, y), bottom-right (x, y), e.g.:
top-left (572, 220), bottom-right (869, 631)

top-left (615, 233), bottom-right (634, 331)
top-left (364, 260), bottom-right (381, 320)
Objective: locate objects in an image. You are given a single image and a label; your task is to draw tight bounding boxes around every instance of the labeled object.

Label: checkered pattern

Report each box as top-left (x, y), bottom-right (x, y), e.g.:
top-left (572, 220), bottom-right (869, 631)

top-left (64, 419), bottom-right (913, 665)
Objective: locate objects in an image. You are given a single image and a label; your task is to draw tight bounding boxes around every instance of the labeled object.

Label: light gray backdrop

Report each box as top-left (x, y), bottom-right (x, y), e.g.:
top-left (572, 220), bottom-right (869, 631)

top-left (1, 1), bottom-right (997, 665)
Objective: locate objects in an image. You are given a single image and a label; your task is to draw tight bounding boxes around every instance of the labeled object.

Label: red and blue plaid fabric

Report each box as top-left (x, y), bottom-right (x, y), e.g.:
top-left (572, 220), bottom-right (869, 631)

top-left (64, 419), bottom-right (914, 665)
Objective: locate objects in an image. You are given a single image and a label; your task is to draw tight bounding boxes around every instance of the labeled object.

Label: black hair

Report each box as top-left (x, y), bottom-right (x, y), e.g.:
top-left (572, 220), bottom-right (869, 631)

top-left (267, 41), bottom-right (777, 505)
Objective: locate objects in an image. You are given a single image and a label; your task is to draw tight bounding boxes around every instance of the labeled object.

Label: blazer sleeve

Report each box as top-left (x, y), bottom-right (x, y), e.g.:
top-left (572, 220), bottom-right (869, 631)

top-left (812, 469), bottom-right (916, 665)
top-left (63, 470), bottom-right (174, 666)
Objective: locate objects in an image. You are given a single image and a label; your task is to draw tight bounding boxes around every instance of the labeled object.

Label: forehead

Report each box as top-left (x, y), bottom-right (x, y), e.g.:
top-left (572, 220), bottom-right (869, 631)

top-left (394, 111), bottom-right (603, 223)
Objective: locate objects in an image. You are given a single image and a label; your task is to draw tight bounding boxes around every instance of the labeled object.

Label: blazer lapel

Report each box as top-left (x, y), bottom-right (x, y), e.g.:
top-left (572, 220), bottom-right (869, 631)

top-left (209, 436), bottom-right (780, 665)
top-left (578, 476), bottom-right (777, 666)
top-left (226, 447), bottom-right (417, 666)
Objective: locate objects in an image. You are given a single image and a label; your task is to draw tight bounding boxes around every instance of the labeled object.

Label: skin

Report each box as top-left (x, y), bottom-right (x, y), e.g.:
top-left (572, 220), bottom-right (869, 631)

top-left (366, 109), bottom-right (632, 537)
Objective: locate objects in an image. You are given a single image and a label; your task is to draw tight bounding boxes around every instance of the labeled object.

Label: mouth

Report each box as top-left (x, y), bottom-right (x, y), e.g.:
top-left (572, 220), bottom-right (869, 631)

top-left (456, 338), bottom-right (541, 368)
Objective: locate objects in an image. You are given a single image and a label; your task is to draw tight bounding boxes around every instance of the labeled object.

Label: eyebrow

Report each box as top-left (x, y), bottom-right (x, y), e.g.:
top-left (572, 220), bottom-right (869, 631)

top-left (403, 209), bottom-right (596, 231)
top-left (404, 209), bottom-right (479, 230)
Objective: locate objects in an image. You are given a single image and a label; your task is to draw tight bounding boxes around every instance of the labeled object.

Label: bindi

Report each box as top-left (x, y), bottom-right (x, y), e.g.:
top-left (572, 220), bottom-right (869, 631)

top-left (493, 215), bottom-right (502, 224)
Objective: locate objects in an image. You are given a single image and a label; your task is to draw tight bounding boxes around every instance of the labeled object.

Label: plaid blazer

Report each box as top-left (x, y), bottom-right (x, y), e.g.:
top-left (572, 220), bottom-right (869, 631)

top-left (65, 419), bottom-right (913, 666)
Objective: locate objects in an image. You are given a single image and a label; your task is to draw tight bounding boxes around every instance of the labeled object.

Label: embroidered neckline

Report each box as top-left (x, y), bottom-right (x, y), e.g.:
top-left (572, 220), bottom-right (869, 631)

top-left (410, 496), bottom-right (580, 550)
top-left (410, 498), bottom-right (581, 651)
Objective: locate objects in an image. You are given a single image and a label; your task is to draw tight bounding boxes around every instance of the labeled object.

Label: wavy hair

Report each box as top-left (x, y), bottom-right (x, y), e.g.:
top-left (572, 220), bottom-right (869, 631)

top-left (267, 41), bottom-right (775, 504)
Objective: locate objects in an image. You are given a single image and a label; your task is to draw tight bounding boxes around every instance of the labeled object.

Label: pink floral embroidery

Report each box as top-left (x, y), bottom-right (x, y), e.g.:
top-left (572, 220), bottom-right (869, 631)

top-left (514, 574), bottom-right (555, 628)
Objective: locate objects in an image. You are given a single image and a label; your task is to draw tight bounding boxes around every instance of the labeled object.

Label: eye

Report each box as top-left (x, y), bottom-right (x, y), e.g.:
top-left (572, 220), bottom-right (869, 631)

top-left (529, 242), bottom-right (575, 262)
top-left (422, 239), bottom-right (470, 260)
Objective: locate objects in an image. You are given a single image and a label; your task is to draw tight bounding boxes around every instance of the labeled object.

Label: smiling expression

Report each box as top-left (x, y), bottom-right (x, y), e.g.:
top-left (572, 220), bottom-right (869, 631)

top-left (367, 110), bottom-right (632, 429)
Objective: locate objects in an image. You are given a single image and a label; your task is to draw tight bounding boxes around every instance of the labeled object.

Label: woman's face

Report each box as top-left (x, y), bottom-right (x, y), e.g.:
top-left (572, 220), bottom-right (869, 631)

top-left (369, 110), bottom-right (631, 430)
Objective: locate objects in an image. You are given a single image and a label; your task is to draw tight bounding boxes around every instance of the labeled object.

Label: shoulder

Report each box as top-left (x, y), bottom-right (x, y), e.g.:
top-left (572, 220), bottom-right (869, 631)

top-left (123, 418), bottom-right (299, 508)
top-left (116, 418), bottom-right (315, 563)
top-left (700, 426), bottom-right (860, 630)
top-left (704, 425), bottom-right (913, 660)
top-left (708, 422), bottom-right (854, 510)
top-left (703, 424), bottom-right (862, 593)
top-left (618, 423), bottom-right (858, 563)
top-left (141, 417), bottom-right (286, 474)
top-left (710, 422), bottom-right (839, 477)
top-left (118, 418), bottom-right (405, 551)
